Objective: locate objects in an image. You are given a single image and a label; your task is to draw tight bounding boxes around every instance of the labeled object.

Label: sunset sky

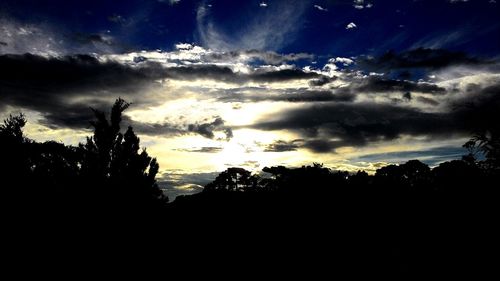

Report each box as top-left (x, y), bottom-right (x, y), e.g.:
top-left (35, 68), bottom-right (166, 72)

top-left (1, 0), bottom-right (499, 197)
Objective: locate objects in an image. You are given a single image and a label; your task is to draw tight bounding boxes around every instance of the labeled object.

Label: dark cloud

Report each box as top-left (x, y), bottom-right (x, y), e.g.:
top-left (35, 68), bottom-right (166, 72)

top-left (330, 76), bottom-right (446, 97)
top-left (417, 96), bottom-right (440, 106)
top-left (0, 53), bottom-right (165, 128)
top-left (353, 76), bottom-right (446, 94)
top-left (309, 76), bottom-right (337, 86)
top-left (264, 139), bottom-right (303, 152)
top-left (253, 103), bottom-right (453, 146)
top-left (165, 65), bottom-right (321, 83)
top-left (187, 117), bottom-right (233, 140)
top-left (0, 41), bottom-right (7, 46)
top-left (124, 118), bottom-right (186, 137)
top-left (217, 90), bottom-right (355, 103)
top-left (448, 83), bottom-right (500, 132)
top-left (165, 65), bottom-right (238, 82)
top-left (263, 138), bottom-right (350, 153)
top-left (176, 147), bottom-right (223, 153)
top-left (0, 53), bottom-right (160, 98)
top-left (121, 116), bottom-right (234, 140)
top-left (37, 103), bottom-right (96, 130)
top-left (302, 139), bottom-right (347, 153)
top-left (252, 82), bottom-right (500, 152)
top-left (283, 90), bottom-right (355, 102)
top-left (359, 48), bottom-right (486, 71)
top-left (249, 68), bottom-right (321, 82)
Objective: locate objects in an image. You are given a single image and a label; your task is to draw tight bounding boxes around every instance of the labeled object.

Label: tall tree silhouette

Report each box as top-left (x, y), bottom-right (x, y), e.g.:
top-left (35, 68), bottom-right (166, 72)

top-left (80, 98), bottom-right (167, 206)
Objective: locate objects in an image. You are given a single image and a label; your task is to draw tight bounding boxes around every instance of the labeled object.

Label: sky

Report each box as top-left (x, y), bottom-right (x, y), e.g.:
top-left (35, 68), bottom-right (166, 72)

top-left (1, 0), bottom-right (500, 198)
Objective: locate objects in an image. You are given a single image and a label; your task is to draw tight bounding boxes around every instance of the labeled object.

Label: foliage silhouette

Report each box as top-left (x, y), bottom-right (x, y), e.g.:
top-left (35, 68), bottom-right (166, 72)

top-left (0, 99), bottom-right (166, 215)
top-left (79, 98), bottom-right (166, 208)
top-left (465, 130), bottom-right (500, 171)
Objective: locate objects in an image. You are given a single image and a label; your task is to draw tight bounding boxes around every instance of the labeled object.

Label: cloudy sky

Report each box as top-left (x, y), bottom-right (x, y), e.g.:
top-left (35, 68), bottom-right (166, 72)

top-left (1, 0), bottom-right (499, 197)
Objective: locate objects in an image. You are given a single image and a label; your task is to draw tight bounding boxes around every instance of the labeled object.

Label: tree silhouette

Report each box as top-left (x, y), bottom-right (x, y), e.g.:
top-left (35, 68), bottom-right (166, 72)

top-left (0, 114), bottom-right (26, 141)
top-left (80, 98), bottom-right (167, 206)
top-left (464, 130), bottom-right (500, 171)
top-left (374, 160), bottom-right (431, 192)
top-left (204, 167), bottom-right (259, 192)
top-left (432, 160), bottom-right (480, 193)
top-left (0, 114), bottom-right (31, 201)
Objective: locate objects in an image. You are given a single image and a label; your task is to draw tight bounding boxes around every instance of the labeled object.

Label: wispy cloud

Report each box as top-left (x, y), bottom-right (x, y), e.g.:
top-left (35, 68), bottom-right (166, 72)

top-left (197, 0), bottom-right (309, 51)
top-left (314, 5), bottom-right (328, 12)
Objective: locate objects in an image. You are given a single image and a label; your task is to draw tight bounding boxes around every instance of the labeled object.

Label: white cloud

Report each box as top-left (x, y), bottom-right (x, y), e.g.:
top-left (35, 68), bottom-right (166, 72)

top-left (353, 0), bottom-right (373, 9)
top-left (346, 22), bottom-right (357, 29)
top-left (259, 2), bottom-right (268, 7)
top-left (329, 57), bottom-right (354, 66)
top-left (175, 43), bottom-right (194, 50)
top-left (314, 5), bottom-right (328, 12)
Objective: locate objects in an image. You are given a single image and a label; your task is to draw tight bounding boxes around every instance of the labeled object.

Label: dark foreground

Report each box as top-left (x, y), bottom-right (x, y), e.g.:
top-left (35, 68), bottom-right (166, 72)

top-left (4, 175), bottom-right (496, 278)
